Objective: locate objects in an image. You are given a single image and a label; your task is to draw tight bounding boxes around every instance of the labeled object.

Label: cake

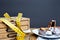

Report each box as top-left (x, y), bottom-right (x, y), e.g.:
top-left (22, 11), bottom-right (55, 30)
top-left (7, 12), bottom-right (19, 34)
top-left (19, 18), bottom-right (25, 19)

top-left (39, 28), bottom-right (48, 35)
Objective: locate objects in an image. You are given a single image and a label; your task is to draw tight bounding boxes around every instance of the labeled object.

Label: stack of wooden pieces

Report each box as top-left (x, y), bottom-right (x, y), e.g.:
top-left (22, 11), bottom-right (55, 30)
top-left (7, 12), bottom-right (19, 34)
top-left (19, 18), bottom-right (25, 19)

top-left (0, 17), bottom-right (30, 40)
top-left (0, 20), bottom-right (17, 40)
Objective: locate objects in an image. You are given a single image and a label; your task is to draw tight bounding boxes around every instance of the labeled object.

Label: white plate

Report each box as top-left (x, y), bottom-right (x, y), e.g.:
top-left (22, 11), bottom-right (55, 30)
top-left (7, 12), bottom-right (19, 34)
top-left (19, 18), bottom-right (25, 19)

top-left (32, 29), bottom-right (60, 39)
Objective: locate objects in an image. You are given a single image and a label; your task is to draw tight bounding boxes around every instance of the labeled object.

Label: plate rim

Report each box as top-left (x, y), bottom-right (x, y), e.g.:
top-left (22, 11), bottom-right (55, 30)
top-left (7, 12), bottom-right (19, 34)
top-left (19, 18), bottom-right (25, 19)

top-left (32, 29), bottom-right (60, 39)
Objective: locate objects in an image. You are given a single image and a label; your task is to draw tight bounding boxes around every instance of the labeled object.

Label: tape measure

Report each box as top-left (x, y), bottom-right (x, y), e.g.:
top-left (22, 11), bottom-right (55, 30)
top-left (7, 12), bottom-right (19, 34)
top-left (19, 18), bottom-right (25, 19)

top-left (16, 13), bottom-right (23, 27)
top-left (3, 12), bottom-right (10, 18)
top-left (16, 13), bottom-right (25, 40)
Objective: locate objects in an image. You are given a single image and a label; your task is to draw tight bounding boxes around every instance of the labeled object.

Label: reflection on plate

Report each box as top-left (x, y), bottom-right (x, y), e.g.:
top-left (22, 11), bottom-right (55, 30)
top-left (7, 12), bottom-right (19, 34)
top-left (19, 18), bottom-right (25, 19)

top-left (32, 29), bottom-right (60, 38)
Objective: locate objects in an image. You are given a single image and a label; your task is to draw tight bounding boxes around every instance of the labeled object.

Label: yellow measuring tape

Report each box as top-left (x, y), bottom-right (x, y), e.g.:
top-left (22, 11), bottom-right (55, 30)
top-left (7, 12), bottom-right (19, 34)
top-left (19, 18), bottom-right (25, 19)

top-left (3, 13), bottom-right (25, 40)
top-left (16, 13), bottom-right (25, 40)
top-left (16, 13), bottom-right (23, 27)
top-left (3, 12), bottom-right (10, 18)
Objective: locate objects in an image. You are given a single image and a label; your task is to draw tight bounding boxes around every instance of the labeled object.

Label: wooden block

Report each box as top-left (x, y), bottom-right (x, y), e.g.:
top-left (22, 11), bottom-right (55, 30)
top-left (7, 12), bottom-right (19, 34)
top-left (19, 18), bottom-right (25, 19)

top-left (0, 28), bottom-right (16, 34)
top-left (20, 21), bottom-right (30, 25)
top-left (0, 37), bottom-right (16, 40)
top-left (20, 26), bottom-right (30, 31)
top-left (0, 29), bottom-right (17, 36)
top-left (0, 29), bottom-right (7, 33)
top-left (0, 33), bottom-right (8, 38)
top-left (21, 17), bottom-right (30, 21)
top-left (7, 33), bottom-right (17, 38)
top-left (0, 22), bottom-right (7, 29)
top-left (9, 17), bottom-right (30, 21)
top-left (20, 17), bottom-right (30, 30)
top-left (0, 33), bottom-right (17, 38)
